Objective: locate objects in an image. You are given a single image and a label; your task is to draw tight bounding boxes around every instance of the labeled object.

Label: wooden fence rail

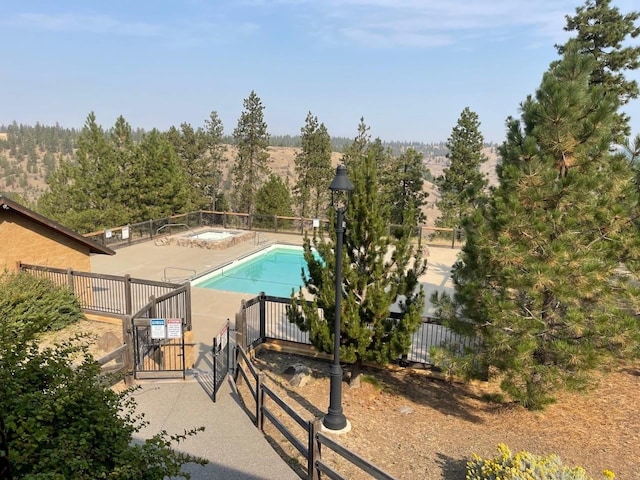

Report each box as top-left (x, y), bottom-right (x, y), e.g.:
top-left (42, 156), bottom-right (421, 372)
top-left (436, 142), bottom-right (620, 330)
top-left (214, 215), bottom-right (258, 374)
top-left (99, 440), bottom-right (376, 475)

top-left (234, 345), bottom-right (398, 480)
top-left (83, 210), bottom-right (464, 250)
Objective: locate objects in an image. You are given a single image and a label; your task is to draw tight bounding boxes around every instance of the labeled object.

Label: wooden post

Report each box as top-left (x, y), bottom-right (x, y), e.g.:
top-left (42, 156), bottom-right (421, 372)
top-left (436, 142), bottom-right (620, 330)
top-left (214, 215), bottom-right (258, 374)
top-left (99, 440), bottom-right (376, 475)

top-left (185, 284), bottom-right (192, 330)
top-left (122, 315), bottom-right (135, 386)
top-left (235, 303), bottom-right (247, 352)
top-left (308, 420), bottom-right (321, 480)
top-left (257, 373), bottom-right (264, 431)
top-left (149, 296), bottom-right (157, 318)
top-left (259, 293), bottom-right (266, 343)
top-left (66, 268), bottom-right (75, 294)
top-left (124, 274), bottom-right (132, 315)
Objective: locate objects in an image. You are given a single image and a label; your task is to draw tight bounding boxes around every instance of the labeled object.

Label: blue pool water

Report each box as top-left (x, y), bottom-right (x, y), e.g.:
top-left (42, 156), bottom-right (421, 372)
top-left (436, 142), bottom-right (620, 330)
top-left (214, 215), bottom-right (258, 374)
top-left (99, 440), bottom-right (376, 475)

top-left (193, 245), bottom-right (317, 297)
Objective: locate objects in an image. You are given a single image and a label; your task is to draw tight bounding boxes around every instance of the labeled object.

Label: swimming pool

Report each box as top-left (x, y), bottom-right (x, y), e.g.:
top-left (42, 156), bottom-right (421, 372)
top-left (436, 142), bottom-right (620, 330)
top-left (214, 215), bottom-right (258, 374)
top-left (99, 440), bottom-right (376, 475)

top-left (192, 244), bottom-right (318, 297)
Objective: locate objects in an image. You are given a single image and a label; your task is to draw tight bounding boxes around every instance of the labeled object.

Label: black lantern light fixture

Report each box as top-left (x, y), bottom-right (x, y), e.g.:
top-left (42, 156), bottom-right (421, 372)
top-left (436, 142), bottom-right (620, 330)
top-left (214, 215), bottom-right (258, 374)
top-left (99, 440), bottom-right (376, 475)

top-left (323, 164), bottom-right (354, 432)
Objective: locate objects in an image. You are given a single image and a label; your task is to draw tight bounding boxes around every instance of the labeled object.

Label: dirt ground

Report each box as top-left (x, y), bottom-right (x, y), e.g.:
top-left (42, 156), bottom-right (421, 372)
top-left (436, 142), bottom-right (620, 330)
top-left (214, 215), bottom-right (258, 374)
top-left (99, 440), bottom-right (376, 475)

top-left (39, 319), bottom-right (123, 361)
top-left (41, 322), bottom-right (640, 478)
top-left (244, 350), bottom-right (640, 480)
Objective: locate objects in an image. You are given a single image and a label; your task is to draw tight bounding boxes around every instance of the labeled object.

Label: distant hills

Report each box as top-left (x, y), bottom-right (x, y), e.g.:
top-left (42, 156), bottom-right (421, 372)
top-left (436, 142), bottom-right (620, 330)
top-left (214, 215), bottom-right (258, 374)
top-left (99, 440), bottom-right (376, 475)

top-left (0, 123), bottom-right (500, 226)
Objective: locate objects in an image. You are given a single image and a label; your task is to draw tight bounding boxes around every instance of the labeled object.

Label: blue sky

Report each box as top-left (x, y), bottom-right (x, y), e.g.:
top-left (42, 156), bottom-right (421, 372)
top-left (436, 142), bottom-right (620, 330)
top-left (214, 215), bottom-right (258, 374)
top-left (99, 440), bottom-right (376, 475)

top-left (1, 0), bottom-right (639, 143)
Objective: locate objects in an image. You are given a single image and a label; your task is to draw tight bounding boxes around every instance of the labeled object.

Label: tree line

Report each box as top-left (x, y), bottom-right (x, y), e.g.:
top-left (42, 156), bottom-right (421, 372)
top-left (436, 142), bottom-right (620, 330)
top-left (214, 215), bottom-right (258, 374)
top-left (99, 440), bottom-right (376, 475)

top-left (2, 90), bottom-right (430, 233)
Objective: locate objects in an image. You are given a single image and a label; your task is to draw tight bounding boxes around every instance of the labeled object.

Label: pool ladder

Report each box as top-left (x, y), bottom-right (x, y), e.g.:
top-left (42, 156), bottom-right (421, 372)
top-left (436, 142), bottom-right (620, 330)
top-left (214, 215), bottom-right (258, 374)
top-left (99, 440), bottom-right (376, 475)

top-left (163, 267), bottom-right (197, 283)
top-left (255, 232), bottom-right (269, 245)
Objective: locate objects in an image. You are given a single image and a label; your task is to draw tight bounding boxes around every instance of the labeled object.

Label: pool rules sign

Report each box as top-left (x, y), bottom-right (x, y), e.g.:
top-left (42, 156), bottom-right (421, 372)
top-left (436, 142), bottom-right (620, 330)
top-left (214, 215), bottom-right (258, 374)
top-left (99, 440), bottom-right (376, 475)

top-left (150, 318), bottom-right (183, 339)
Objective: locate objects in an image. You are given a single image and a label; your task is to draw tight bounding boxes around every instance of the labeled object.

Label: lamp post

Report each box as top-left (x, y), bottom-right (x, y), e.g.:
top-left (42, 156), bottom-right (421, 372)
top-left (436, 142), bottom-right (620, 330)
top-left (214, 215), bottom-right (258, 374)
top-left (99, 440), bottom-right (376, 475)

top-left (323, 164), bottom-right (353, 432)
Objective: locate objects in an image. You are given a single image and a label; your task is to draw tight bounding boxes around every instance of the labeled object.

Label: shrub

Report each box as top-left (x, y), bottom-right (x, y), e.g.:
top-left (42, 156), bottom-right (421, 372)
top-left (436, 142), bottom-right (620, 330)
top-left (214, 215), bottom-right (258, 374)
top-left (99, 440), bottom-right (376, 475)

top-left (466, 444), bottom-right (615, 480)
top-left (0, 271), bottom-right (82, 337)
top-left (0, 335), bottom-right (206, 478)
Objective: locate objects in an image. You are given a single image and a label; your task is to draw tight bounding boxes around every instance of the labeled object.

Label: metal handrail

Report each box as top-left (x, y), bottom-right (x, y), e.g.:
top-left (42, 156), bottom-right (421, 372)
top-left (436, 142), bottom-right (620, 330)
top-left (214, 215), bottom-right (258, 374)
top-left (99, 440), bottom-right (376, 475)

top-left (163, 267), bottom-right (196, 282)
top-left (156, 223), bottom-right (197, 237)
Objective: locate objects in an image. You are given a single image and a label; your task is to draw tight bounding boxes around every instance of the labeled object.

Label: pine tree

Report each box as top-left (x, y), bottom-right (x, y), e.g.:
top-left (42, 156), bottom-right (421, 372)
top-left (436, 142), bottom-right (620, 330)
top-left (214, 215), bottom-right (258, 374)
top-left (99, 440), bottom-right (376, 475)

top-left (232, 91), bottom-right (271, 214)
top-left (126, 129), bottom-right (190, 222)
top-left (289, 124), bottom-right (427, 387)
top-left (293, 112), bottom-right (333, 219)
top-left (433, 43), bottom-right (640, 409)
top-left (39, 112), bottom-right (126, 232)
top-left (557, 0), bottom-right (640, 139)
top-left (435, 107), bottom-right (488, 230)
top-left (204, 111), bottom-right (227, 210)
top-left (167, 122), bottom-right (212, 210)
top-left (255, 174), bottom-right (294, 229)
top-left (109, 115), bottom-right (135, 220)
top-left (383, 148), bottom-right (428, 226)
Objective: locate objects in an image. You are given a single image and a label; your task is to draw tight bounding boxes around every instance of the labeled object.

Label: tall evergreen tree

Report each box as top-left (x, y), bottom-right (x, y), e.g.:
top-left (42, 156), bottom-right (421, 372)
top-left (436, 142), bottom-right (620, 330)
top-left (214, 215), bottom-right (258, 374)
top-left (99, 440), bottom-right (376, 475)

top-left (433, 43), bottom-right (640, 409)
top-left (255, 174), bottom-right (294, 229)
top-left (435, 107), bottom-right (488, 230)
top-left (204, 111), bottom-right (227, 210)
top-left (232, 91), bottom-right (270, 214)
top-left (125, 129), bottom-right (190, 222)
top-left (383, 148), bottom-right (428, 226)
top-left (166, 122), bottom-right (211, 210)
top-left (293, 112), bottom-right (333, 219)
top-left (109, 115), bottom-right (135, 219)
top-left (341, 118), bottom-right (370, 171)
top-left (39, 112), bottom-right (126, 232)
top-left (557, 0), bottom-right (640, 139)
top-left (289, 124), bottom-right (427, 387)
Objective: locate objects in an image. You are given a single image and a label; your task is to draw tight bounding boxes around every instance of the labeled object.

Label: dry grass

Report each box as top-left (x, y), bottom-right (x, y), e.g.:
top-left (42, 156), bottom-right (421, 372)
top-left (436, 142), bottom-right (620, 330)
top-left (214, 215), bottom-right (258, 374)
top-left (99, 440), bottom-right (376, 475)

top-left (241, 350), bottom-right (640, 480)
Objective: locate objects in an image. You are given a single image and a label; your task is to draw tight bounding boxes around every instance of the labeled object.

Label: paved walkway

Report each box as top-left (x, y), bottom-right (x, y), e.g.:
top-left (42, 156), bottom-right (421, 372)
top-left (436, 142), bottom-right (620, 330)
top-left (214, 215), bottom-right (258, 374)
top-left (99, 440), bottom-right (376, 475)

top-left (90, 230), bottom-right (460, 479)
top-left (131, 378), bottom-right (299, 480)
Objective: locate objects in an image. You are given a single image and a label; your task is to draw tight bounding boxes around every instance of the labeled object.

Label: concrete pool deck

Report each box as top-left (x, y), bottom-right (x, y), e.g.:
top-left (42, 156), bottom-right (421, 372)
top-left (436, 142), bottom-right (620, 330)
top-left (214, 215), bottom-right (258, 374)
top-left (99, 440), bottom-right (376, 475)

top-left (90, 231), bottom-right (461, 359)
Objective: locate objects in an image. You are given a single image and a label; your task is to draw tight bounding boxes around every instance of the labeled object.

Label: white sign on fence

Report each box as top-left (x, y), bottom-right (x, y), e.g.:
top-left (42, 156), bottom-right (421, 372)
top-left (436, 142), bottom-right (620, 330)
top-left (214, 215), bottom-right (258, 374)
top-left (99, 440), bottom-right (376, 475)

top-left (150, 318), bottom-right (166, 339)
top-left (166, 318), bottom-right (182, 339)
top-left (122, 225), bottom-right (130, 240)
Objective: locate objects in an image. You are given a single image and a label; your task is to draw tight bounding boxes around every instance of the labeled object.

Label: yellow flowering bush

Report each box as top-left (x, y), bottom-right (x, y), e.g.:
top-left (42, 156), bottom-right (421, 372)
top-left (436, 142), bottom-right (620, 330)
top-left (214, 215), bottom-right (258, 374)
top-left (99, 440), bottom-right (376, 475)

top-left (466, 444), bottom-right (615, 480)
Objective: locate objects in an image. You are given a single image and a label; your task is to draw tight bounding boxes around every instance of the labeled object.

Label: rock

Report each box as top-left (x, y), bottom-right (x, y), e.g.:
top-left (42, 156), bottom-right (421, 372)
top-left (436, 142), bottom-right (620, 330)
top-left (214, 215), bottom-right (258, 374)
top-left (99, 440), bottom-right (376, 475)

top-left (284, 363), bottom-right (311, 388)
top-left (97, 332), bottom-right (121, 353)
top-left (399, 405), bottom-right (414, 415)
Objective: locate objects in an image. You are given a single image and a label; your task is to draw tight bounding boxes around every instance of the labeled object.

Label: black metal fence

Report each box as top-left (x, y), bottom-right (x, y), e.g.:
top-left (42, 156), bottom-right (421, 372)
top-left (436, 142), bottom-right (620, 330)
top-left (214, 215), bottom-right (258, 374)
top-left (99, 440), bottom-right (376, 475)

top-left (212, 320), bottom-right (231, 402)
top-left (236, 293), bottom-right (477, 368)
top-left (130, 288), bottom-right (190, 380)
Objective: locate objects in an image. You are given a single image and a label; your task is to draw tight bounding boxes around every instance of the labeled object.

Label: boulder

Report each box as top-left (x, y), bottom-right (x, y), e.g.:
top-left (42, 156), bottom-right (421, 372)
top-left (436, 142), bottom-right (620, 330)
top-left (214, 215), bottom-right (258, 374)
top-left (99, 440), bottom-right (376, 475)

top-left (284, 363), bottom-right (312, 388)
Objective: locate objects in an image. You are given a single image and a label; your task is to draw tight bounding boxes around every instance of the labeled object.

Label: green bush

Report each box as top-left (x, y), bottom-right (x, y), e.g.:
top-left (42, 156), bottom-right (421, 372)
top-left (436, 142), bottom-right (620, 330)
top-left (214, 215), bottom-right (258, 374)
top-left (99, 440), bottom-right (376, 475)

top-left (466, 444), bottom-right (615, 480)
top-left (0, 336), bottom-right (206, 478)
top-left (0, 271), bottom-right (83, 336)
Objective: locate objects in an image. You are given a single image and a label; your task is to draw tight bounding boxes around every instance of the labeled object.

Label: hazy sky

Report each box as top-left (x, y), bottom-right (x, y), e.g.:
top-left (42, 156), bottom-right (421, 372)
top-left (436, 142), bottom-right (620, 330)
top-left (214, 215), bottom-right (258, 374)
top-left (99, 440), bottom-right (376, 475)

top-left (1, 0), bottom-right (639, 143)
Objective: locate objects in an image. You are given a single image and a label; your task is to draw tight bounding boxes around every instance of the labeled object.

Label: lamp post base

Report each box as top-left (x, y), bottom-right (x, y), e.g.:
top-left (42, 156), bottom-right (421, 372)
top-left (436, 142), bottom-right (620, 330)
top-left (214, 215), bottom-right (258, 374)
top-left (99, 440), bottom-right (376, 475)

top-left (320, 417), bottom-right (352, 435)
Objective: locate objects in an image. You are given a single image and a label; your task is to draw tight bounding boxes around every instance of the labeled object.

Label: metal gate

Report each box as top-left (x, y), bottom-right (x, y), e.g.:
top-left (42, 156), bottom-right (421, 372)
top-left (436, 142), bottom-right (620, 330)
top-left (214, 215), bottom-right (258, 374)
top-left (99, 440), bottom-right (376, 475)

top-left (212, 320), bottom-right (231, 402)
top-left (133, 317), bottom-right (186, 379)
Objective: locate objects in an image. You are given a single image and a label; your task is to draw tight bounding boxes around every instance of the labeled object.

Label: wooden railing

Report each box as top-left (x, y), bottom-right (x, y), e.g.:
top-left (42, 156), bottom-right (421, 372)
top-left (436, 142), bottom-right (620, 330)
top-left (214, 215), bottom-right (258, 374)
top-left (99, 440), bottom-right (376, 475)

top-left (83, 210), bottom-right (464, 250)
top-left (234, 345), bottom-right (397, 480)
top-left (18, 263), bottom-right (190, 328)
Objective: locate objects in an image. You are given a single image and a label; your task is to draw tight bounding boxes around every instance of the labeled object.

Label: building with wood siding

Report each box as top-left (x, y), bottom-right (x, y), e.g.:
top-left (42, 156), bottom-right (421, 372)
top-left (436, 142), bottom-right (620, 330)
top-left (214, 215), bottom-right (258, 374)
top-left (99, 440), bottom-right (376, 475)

top-left (0, 195), bottom-right (114, 272)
